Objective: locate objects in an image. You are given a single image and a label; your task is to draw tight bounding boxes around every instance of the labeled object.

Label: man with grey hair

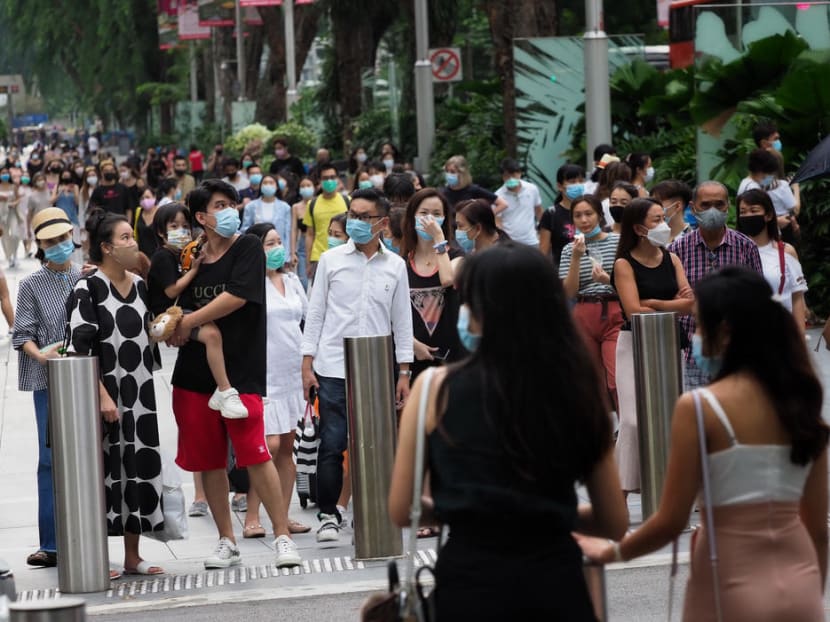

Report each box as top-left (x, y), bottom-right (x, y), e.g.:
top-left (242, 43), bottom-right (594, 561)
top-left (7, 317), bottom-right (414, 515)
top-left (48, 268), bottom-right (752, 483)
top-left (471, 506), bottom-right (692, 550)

top-left (668, 180), bottom-right (763, 388)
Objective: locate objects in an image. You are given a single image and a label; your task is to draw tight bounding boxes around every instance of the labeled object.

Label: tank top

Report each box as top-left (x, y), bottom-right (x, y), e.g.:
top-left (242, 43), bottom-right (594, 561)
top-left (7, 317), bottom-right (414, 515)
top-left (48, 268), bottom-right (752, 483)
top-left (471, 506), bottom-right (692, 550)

top-left (619, 248), bottom-right (679, 301)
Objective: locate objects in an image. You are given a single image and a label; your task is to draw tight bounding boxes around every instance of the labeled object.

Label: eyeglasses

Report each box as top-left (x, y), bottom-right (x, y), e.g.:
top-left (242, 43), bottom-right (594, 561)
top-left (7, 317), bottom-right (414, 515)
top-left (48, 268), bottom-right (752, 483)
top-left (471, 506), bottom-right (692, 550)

top-left (348, 211), bottom-right (383, 223)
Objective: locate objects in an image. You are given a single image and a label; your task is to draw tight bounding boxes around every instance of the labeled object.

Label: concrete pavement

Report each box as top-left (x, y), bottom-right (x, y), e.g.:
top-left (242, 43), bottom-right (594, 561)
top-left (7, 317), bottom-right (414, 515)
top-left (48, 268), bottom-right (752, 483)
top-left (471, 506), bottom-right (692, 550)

top-left (1, 252), bottom-right (829, 619)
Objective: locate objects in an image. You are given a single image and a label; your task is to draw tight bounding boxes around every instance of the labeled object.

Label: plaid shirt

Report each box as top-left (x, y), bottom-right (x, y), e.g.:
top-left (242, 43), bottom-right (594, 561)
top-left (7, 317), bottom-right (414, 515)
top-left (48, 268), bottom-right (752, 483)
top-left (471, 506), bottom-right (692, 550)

top-left (669, 227), bottom-right (763, 353)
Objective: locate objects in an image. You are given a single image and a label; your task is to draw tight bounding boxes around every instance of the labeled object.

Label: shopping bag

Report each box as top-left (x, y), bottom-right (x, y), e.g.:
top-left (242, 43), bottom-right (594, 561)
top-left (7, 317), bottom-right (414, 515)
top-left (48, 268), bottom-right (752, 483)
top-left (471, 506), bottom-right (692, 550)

top-left (293, 401), bottom-right (320, 474)
top-left (145, 451), bottom-right (189, 542)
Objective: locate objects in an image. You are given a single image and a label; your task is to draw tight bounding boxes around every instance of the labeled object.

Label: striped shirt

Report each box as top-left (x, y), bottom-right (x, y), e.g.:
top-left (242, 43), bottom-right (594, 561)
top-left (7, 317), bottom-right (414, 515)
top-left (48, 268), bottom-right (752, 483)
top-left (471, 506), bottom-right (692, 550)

top-left (12, 265), bottom-right (82, 391)
top-left (668, 227), bottom-right (763, 350)
top-left (559, 233), bottom-right (620, 296)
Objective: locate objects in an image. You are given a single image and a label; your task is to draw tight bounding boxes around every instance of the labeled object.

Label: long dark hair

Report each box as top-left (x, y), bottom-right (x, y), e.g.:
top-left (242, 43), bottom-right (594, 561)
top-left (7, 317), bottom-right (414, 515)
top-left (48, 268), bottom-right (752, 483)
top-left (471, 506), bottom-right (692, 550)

top-left (737, 188), bottom-right (778, 241)
top-left (457, 198), bottom-right (508, 240)
top-left (440, 242), bottom-right (613, 482)
top-left (615, 197), bottom-right (662, 260)
top-left (400, 188), bottom-right (452, 258)
top-left (695, 267), bottom-right (827, 465)
top-left (86, 208), bottom-right (128, 262)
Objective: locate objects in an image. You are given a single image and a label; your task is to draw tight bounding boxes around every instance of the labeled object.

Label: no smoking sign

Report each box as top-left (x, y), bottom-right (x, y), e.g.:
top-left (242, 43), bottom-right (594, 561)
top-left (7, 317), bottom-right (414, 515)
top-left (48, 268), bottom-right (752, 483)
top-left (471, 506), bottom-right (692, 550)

top-left (429, 47), bottom-right (463, 83)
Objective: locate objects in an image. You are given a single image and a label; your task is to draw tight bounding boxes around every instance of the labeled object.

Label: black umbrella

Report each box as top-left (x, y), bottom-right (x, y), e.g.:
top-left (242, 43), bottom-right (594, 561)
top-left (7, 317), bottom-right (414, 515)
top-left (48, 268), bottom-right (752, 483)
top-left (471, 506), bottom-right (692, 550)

top-left (791, 134), bottom-right (830, 184)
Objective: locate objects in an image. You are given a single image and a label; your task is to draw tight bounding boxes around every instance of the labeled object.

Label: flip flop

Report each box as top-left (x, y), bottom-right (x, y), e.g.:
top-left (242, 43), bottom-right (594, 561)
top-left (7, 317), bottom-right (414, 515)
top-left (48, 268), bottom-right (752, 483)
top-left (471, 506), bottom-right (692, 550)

top-left (123, 560), bottom-right (164, 576)
top-left (110, 564), bottom-right (123, 581)
top-left (243, 524), bottom-right (266, 538)
top-left (288, 519), bottom-right (311, 534)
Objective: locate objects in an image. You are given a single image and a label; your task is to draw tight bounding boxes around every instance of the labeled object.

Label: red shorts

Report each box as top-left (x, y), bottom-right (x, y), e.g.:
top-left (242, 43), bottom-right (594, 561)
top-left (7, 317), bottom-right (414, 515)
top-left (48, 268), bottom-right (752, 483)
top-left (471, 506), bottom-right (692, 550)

top-left (172, 387), bottom-right (271, 471)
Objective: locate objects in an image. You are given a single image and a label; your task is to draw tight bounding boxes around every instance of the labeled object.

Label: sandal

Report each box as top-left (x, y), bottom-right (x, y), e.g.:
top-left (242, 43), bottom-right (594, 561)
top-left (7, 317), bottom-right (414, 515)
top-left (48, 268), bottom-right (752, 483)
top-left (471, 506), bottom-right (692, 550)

top-left (26, 550), bottom-right (57, 567)
top-left (288, 519), bottom-right (311, 534)
top-left (243, 524), bottom-right (266, 538)
top-left (123, 560), bottom-right (164, 576)
top-left (110, 564), bottom-right (123, 581)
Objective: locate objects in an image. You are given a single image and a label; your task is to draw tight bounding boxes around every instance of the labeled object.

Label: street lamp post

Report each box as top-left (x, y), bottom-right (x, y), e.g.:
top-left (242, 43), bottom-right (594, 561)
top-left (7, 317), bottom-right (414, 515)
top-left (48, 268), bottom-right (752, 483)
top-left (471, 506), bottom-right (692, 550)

top-left (284, 0), bottom-right (298, 118)
top-left (584, 0), bottom-right (612, 171)
top-left (235, 0), bottom-right (246, 101)
top-left (413, 0), bottom-right (434, 174)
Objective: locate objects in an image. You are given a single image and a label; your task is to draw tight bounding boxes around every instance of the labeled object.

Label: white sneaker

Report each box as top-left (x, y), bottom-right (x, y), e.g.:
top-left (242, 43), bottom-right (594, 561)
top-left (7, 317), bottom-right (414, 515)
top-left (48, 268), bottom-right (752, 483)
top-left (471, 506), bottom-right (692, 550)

top-left (316, 514), bottom-right (341, 543)
top-left (274, 535), bottom-right (302, 568)
top-left (208, 387), bottom-right (249, 419)
top-left (337, 505), bottom-right (352, 533)
top-left (204, 537), bottom-right (242, 569)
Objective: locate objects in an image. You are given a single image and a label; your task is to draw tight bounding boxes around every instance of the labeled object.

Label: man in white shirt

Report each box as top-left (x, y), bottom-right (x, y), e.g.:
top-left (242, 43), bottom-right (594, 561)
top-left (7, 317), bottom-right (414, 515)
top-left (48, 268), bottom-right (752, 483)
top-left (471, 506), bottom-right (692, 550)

top-left (301, 188), bottom-right (414, 543)
top-left (494, 158), bottom-right (542, 246)
top-left (737, 148), bottom-right (796, 232)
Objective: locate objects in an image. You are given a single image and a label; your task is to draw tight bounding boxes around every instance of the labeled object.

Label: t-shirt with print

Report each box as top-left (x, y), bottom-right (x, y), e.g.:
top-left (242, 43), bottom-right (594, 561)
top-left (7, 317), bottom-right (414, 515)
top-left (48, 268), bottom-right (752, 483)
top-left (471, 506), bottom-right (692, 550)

top-left (171, 234), bottom-right (266, 395)
top-left (302, 193), bottom-right (349, 262)
top-left (89, 183), bottom-right (131, 216)
top-left (539, 203), bottom-right (575, 268)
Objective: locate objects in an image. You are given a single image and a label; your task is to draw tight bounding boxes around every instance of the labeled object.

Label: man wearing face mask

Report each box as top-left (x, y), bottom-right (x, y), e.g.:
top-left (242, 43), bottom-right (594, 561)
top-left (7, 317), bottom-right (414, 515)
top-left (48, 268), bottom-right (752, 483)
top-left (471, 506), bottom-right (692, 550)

top-left (239, 163), bottom-right (263, 205)
top-left (89, 161), bottom-right (132, 224)
top-left (221, 157), bottom-right (251, 193)
top-left (172, 155), bottom-right (196, 199)
top-left (302, 163), bottom-right (349, 281)
top-left (495, 158), bottom-right (542, 247)
top-left (167, 180), bottom-right (301, 569)
top-left (650, 180), bottom-right (693, 242)
top-left (668, 181), bottom-right (763, 388)
top-left (269, 138), bottom-right (305, 180)
top-left (301, 188), bottom-right (413, 544)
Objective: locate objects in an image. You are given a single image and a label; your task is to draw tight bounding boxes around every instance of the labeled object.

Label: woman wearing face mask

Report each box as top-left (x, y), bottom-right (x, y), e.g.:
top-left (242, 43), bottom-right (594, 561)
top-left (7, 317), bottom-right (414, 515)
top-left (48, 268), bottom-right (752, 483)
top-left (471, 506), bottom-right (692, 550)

top-left (625, 153), bottom-right (653, 197)
top-left (78, 166), bottom-right (98, 258)
top-left (348, 147), bottom-right (368, 178)
top-left (44, 159), bottom-right (63, 192)
top-left (238, 223), bottom-right (310, 542)
top-left (26, 173), bottom-right (53, 246)
top-left (441, 155), bottom-right (508, 213)
top-left (13, 209), bottom-right (81, 569)
top-left (736, 189), bottom-right (807, 335)
top-left (455, 199), bottom-right (509, 259)
top-left (292, 177), bottom-right (316, 290)
top-left (119, 164), bottom-right (142, 210)
top-left (612, 198), bottom-right (694, 496)
top-left (134, 188), bottom-right (161, 257)
top-left (351, 168), bottom-right (373, 193)
top-left (579, 266), bottom-right (828, 622)
top-left (389, 242), bottom-right (628, 620)
top-left (66, 209), bottom-right (165, 579)
top-left (379, 142), bottom-right (399, 173)
top-left (559, 195), bottom-right (622, 409)
top-left (399, 189), bottom-right (463, 379)
top-left (0, 167), bottom-right (23, 268)
top-left (242, 174), bottom-right (294, 264)
top-left (71, 160), bottom-right (87, 186)
top-left (326, 213), bottom-right (349, 249)
top-left (539, 164), bottom-right (585, 265)
top-left (606, 182), bottom-right (638, 234)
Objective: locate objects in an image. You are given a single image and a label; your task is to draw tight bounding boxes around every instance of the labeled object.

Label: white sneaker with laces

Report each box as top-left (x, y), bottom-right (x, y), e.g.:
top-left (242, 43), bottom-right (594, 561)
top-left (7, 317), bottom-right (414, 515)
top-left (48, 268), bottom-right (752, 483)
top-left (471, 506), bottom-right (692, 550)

top-left (337, 505), bottom-right (352, 533)
top-left (204, 537), bottom-right (242, 569)
top-left (209, 387), bottom-right (249, 419)
top-left (316, 514), bottom-right (341, 543)
top-left (274, 535), bottom-right (302, 568)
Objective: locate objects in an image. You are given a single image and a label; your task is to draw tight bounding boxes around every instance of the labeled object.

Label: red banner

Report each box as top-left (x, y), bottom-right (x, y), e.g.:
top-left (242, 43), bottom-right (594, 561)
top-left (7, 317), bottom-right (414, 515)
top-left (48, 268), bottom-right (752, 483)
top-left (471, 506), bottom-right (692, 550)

top-left (240, 0), bottom-right (281, 6)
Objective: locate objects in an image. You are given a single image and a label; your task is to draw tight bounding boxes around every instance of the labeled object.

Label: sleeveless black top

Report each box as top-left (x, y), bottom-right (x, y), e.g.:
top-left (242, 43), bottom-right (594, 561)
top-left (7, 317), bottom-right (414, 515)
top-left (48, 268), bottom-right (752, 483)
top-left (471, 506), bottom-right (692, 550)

top-left (615, 248), bottom-right (679, 301)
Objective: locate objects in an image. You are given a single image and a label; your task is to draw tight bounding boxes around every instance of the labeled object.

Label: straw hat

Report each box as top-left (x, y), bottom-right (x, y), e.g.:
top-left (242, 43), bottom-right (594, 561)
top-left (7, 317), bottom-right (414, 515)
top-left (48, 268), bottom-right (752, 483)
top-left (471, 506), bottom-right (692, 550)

top-left (31, 207), bottom-right (74, 241)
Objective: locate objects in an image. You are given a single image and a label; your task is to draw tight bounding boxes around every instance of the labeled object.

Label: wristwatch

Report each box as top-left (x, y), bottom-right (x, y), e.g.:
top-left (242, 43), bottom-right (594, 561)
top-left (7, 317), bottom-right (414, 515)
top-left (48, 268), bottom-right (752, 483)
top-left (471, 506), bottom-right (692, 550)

top-left (398, 370), bottom-right (412, 377)
top-left (433, 240), bottom-right (449, 254)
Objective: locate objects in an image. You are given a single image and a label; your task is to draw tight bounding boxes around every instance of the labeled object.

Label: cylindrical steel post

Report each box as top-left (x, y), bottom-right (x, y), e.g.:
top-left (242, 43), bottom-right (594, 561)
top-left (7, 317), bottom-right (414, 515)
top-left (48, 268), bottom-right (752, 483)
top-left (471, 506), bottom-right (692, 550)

top-left (47, 357), bottom-right (110, 594)
top-left (413, 0), bottom-right (434, 173)
top-left (631, 312), bottom-right (683, 518)
top-left (9, 598), bottom-right (85, 622)
top-left (583, 560), bottom-right (607, 622)
top-left (583, 0), bottom-right (612, 171)
top-left (284, 0), bottom-right (298, 115)
top-left (344, 336), bottom-right (403, 561)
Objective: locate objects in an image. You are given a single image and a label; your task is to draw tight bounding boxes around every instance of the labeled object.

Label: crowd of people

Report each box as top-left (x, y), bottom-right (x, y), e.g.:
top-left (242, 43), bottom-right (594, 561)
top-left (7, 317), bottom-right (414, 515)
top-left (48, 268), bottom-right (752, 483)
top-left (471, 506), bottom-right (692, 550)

top-left (4, 123), bottom-right (827, 619)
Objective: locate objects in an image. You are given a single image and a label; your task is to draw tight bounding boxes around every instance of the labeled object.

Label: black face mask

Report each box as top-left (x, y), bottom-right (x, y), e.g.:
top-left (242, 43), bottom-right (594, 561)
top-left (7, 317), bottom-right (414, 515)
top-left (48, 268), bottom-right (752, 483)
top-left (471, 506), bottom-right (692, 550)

top-left (50, 166), bottom-right (62, 173)
top-left (61, 177), bottom-right (72, 184)
top-left (174, 169), bottom-right (186, 176)
top-left (737, 214), bottom-right (767, 237)
top-left (104, 171), bottom-right (117, 182)
top-left (609, 205), bottom-right (625, 223)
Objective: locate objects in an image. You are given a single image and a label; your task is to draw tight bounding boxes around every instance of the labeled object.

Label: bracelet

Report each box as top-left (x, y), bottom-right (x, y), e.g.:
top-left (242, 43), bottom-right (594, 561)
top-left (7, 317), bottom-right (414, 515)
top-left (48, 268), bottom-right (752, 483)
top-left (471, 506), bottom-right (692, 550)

top-left (398, 370), bottom-right (412, 377)
top-left (609, 540), bottom-right (623, 562)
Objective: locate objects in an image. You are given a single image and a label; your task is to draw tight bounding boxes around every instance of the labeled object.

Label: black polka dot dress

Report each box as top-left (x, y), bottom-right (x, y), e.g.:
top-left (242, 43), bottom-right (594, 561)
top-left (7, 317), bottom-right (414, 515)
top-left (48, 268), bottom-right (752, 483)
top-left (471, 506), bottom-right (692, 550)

top-left (67, 271), bottom-right (164, 536)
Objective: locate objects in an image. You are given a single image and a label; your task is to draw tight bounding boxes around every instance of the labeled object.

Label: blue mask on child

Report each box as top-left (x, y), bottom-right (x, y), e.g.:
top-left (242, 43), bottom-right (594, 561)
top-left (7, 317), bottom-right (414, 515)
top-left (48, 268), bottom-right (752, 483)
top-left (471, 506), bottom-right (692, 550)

top-left (457, 306), bottom-right (481, 352)
top-left (692, 334), bottom-right (721, 377)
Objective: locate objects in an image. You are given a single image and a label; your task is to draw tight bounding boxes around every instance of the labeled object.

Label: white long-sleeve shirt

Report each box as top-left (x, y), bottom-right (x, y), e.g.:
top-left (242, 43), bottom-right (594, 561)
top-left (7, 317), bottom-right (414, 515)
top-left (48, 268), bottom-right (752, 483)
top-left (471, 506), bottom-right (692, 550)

top-left (301, 239), bottom-right (414, 379)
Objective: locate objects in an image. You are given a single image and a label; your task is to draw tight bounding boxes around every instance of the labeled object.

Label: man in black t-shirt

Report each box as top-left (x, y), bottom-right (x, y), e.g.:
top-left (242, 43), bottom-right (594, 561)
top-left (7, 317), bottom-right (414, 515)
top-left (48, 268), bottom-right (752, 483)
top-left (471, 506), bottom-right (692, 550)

top-left (89, 160), bottom-right (133, 223)
top-left (269, 138), bottom-right (305, 180)
top-left (167, 179), bottom-right (302, 570)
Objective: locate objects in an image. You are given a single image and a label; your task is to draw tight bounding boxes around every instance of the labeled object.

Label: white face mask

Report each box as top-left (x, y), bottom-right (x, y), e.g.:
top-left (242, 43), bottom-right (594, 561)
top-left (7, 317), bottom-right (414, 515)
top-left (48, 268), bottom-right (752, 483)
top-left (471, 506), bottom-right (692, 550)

top-left (369, 174), bottom-right (385, 189)
top-left (644, 166), bottom-right (655, 183)
top-left (646, 221), bottom-right (671, 247)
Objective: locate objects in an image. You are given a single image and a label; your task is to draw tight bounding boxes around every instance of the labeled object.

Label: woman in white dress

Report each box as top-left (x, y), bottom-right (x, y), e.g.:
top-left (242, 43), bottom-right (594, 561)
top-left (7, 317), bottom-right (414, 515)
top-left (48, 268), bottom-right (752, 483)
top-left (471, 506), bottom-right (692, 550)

top-left (241, 222), bottom-right (310, 537)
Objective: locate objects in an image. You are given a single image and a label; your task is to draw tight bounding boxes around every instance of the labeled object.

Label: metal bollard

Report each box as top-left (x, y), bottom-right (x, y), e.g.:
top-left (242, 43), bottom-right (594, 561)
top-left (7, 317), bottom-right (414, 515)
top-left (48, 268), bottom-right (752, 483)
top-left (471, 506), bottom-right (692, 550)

top-left (583, 560), bottom-right (607, 622)
top-left (344, 335), bottom-right (404, 560)
top-left (631, 312), bottom-right (683, 519)
top-left (47, 357), bottom-right (110, 593)
top-left (9, 598), bottom-right (85, 622)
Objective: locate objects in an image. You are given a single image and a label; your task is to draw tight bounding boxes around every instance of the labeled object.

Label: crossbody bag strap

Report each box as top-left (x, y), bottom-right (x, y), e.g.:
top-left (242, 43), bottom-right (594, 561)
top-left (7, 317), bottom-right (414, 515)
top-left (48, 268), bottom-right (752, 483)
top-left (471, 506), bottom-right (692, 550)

top-left (776, 241), bottom-right (786, 296)
top-left (692, 389), bottom-right (724, 622)
top-left (405, 367), bottom-right (435, 586)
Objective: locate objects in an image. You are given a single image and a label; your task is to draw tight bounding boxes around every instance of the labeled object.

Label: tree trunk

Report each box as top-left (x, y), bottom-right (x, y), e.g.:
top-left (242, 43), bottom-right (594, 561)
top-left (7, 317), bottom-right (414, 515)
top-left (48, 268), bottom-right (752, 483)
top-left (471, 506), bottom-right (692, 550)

top-left (244, 26), bottom-right (264, 101)
top-left (483, 0), bottom-right (557, 157)
top-left (203, 42), bottom-right (216, 125)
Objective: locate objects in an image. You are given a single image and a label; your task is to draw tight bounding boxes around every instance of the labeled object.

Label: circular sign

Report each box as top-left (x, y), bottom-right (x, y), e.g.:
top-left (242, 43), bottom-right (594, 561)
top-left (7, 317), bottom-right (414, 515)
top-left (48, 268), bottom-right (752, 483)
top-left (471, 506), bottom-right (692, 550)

top-left (430, 48), bottom-right (461, 82)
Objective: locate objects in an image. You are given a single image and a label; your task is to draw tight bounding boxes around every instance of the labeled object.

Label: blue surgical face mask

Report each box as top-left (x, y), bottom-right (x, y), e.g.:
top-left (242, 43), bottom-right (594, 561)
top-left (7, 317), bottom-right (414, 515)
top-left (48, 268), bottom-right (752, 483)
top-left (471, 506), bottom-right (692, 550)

top-left (278, 178), bottom-right (286, 191)
top-left (505, 178), bottom-right (520, 190)
top-left (249, 173), bottom-right (263, 186)
top-left (457, 305), bottom-right (481, 353)
top-left (692, 333), bottom-right (722, 377)
top-left (415, 216), bottom-right (445, 240)
top-left (565, 183), bottom-right (584, 200)
top-left (358, 180), bottom-right (373, 190)
top-left (345, 218), bottom-right (375, 244)
top-left (684, 204), bottom-right (697, 228)
top-left (260, 184), bottom-right (277, 197)
top-left (212, 207), bottom-right (240, 238)
top-left (772, 139), bottom-right (782, 152)
top-left (583, 224), bottom-right (602, 239)
top-left (761, 175), bottom-right (774, 188)
top-left (456, 229), bottom-right (476, 252)
top-left (299, 186), bottom-right (315, 199)
top-left (265, 245), bottom-right (286, 270)
top-left (445, 172), bottom-right (459, 187)
top-left (382, 237), bottom-right (399, 254)
top-left (0, 174), bottom-right (9, 182)
top-left (328, 236), bottom-right (345, 249)
top-left (43, 238), bottom-right (75, 264)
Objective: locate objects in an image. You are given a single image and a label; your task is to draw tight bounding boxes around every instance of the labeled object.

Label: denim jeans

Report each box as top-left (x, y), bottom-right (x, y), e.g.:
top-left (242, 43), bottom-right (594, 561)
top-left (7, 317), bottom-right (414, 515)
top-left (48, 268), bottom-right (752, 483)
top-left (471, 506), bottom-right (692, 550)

top-left (315, 375), bottom-right (348, 518)
top-left (34, 389), bottom-right (57, 553)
